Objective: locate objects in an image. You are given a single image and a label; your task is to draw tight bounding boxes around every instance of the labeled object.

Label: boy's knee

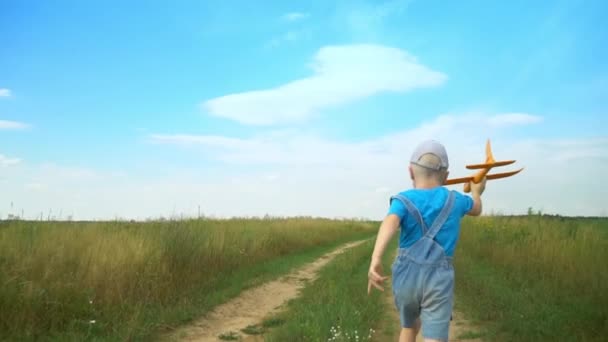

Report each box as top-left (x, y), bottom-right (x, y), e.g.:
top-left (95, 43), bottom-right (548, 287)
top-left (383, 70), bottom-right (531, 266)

top-left (399, 327), bottom-right (418, 342)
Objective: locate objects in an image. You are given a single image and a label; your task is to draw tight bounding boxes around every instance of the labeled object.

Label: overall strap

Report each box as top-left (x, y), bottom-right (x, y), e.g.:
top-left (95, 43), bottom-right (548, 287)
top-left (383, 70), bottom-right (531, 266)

top-left (426, 191), bottom-right (456, 239)
top-left (390, 194), bottom-right (428, 234)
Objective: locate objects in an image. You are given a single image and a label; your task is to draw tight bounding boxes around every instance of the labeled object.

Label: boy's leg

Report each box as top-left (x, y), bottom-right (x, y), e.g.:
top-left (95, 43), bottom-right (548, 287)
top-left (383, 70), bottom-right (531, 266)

top-left (399, 318), bottom-right (420, 342)
top-left (399, 320), bottom-right (445, 342)
top-left (420, 267), bottom-right (454, 341)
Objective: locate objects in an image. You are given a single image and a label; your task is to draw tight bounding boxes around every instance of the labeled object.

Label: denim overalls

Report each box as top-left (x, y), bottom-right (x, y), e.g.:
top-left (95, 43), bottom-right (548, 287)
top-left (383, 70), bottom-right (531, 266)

top-left (390, 190), bottom-right (455, 341)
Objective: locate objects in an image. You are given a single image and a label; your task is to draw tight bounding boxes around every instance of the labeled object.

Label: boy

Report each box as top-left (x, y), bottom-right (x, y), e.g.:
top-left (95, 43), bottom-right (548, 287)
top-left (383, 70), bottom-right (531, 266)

top-left (367, 140), bottom-right (486, 342)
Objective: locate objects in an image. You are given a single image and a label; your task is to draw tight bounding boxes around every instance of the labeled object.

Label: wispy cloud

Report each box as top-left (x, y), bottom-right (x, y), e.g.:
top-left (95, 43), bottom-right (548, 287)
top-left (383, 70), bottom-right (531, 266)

top-left (0, 154), bottom-right (21, 166)
top-left (149, 134), bottom-right (263, 149)
top-left (542, 137), bottom-right (608, 162)
top-left (0, 88), bottom-right (12, 98)
top-left (337, 0), bottom-right (412, 40)
top-left (4, 113), bottom-right (605, 220)
top-left (267, 11), bottom-right (312, 47)
top-left (375, 187), bottom-right (391, 193)
top-left (203, 44), bottom-right (446, 125)
top-left (266, 29), bottom-right (312, 48)
top-left (281, 12), bottom-right (309, 22)
top-left (146, 112), bottom-right (605, 218)
top-left (0, 120), bottom-right (29, 130)
top-left (486, 113), bottom-right (543, 127)
top-left (24, 183), bottom-right (48, 191)
top-left (346, 0), bottom-right (410, 27)
top-left (150, 113), bottom-right (543, 166)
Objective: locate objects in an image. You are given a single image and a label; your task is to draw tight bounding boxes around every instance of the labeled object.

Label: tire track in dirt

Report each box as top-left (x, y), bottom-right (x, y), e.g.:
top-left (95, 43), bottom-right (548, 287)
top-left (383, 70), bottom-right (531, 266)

top-left (163, 240), bottom-right (368, 342)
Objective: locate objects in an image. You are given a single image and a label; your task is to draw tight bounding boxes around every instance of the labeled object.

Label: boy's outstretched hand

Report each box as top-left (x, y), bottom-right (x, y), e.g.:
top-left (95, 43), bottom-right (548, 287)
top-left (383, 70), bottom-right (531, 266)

top-left (470, 176), bottom-right (487, 196)
top-left (368, 259), bottom-right (389, 294)
top-left (467, 177), bottom-right (487, 216)
top-left (367, 214), bottom-right (400, 295)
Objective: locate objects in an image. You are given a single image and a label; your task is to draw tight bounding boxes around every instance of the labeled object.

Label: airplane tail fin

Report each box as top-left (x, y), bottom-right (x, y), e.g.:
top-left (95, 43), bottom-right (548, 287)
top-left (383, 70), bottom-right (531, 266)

top-left (485, 139), bottom-right (495, 163)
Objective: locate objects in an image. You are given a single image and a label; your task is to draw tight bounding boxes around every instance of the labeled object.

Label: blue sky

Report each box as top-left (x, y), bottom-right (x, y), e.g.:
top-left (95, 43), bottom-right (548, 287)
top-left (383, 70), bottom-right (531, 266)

top-left (1, 0), bottom-right (607, 219)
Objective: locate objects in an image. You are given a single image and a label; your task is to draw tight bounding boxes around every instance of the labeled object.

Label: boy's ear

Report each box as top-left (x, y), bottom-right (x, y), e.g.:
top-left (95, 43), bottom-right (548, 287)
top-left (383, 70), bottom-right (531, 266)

top-left (409, 165), bottom-right (414, 180)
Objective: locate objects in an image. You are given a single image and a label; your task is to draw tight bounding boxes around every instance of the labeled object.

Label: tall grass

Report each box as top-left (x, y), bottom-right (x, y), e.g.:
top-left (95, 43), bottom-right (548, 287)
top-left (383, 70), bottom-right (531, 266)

top-left (264, 239), bottom-right (387, 341)
top-left (455, 215), bottom-right (608, 341)
top-left (0, 218), bottom-right (375, 341)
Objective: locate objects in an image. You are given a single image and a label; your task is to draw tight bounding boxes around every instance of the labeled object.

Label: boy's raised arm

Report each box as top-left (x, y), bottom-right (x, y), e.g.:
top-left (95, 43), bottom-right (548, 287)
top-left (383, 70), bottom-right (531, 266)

top-left (467, 177), bottom-right (486, 216)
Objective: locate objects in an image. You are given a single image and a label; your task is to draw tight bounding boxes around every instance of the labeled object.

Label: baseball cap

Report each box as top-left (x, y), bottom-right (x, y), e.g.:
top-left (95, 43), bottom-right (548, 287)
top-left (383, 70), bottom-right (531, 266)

top-left (410, 140), bottom-right (449, 170)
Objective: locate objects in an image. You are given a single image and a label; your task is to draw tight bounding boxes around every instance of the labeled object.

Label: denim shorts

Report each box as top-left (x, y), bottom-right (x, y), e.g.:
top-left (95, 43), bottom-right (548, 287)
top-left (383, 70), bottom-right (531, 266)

top-left (391, 253), bottom-right (454, 340)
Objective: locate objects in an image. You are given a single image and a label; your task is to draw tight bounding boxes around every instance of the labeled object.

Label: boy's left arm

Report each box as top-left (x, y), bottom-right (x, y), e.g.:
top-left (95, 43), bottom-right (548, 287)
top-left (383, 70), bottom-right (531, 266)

top-left (367, 214), bottom-right (400, 294)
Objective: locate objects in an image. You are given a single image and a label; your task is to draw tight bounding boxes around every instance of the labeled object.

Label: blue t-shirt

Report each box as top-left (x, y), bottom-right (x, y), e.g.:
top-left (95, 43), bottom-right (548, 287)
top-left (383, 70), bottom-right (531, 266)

top-left (387, 186), bottom-right (473, 256)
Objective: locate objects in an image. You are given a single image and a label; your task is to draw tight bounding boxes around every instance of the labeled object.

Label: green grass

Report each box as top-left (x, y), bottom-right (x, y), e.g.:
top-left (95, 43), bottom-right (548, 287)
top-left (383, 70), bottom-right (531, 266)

top-left (457, 330), bottom-right (484, 339)
top-left (454, 215), bottom-right (608, 341)
top-left (217, 331), bottom-right (240, 340)
top-left (262, 317), bottom-right (286, 328)
top-left (241, 324), bottom-right (265, 335)
top-left (0, 218), bottom-right (376, 341)
top-left (262, 239), bottom-right (392, 341)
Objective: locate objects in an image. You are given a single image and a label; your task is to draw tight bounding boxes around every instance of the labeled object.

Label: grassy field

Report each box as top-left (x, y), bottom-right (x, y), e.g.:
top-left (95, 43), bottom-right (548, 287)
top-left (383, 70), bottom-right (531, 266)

top-left (0, 218), bottom-right (376, 341)
top-left (253, 215), bottom-right (608, 341)
top-left (455, 215), bottom-right (608, 341)
top-left (262, 238), bottom-right (391, 342)
top-left (2, 215), bottom-right (606, 341)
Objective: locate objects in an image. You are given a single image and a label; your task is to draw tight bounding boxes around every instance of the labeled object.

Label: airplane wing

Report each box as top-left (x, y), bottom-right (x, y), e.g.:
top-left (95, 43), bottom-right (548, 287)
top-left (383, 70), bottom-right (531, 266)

top-left (466, 160), bottom-right (516, 169)
top-left (485, 168), bottom-right (524, 180)
top-left (444, 176), bottom-right (474, 185)
top-left (444, 168), bottom-right (523, 185)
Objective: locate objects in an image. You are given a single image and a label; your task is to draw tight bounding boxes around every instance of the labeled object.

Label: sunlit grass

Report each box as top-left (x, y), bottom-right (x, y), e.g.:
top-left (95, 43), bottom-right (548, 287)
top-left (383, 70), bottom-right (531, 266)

top-left (0, 218), bottom-right (376, 341)
top-left (455, 215), bottom-right (608, 341)
top-left (264, 239), bottom-right (388, 341)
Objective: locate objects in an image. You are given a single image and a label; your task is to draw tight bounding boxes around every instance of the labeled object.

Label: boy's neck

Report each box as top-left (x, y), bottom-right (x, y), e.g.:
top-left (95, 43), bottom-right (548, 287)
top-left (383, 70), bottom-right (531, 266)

top-left (413, 180), bottom-right (443, 189)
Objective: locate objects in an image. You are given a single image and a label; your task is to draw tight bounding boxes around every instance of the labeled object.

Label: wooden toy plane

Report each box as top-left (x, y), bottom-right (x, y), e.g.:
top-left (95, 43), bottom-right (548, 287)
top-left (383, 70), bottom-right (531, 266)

top-left (444, 139), bottom-right (523, 193)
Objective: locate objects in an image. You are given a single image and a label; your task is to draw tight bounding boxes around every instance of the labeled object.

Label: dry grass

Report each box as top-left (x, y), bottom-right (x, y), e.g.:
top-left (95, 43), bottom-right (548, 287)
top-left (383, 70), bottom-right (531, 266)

top-left (0, 218), bottom-right (376, 340)
top-left (455, 215), bottom-right (608, 341)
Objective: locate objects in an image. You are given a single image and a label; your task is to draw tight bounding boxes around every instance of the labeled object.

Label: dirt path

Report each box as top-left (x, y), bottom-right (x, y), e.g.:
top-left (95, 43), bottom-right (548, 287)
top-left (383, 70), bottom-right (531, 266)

top-left (374, 264), bottom-right (483, 342)
top-left (163, 240), bottom-right (368, 342)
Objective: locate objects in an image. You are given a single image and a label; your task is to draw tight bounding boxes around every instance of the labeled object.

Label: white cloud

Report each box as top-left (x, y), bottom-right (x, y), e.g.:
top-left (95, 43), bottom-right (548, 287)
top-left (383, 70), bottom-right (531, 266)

top-left (487, 113), bottom-right (543, 127)
top-left (266, 29), bottom-right (312, 48)
top-left (266, 29), bottom-right (312, 47)
top-left (346, 0), bottom-right (409, 26)
top-left (281, 12), bottom-right (309, 22)
top-left (5, 113), bottom-right (606, 220)
top-left (150, 113), bottom-right (543, 166)
top-left (202, 44), bottom-right (446, 125)
top-left (24, 183), bottom-right (47, 191)
top-left (0, 120), bottom-right (29, 130)
top-left (337, 0), bottom-right (412, 40)
top-left (0, 154), bottom-right (21, 166)
top-left (375, 187), bottom-right (391, 193)
top-left (268, 12), bottom-right (312, 47)
top-left (545, 137), bottom-right (608, 162)
top-left (146, 113), bottom-right (607, 218)
top-left (0, 88), bottom-right (11, 97)
top-left (150, 134), bottom-right (233, 145)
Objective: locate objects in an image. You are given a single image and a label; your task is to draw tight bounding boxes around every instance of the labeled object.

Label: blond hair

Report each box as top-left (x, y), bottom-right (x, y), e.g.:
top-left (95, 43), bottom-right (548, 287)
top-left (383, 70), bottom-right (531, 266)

top-left (411, 153), bottom-right (448, 183)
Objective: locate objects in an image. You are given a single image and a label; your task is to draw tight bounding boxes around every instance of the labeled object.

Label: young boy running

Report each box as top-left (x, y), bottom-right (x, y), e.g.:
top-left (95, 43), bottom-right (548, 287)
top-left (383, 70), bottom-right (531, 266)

top-left (367, 140), bottom-right (486, 342)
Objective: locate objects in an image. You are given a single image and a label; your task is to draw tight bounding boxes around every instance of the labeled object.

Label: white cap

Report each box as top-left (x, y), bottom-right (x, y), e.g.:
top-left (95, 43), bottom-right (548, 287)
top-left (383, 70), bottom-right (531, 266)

top-left (410, 140), bottom-right (449, 170)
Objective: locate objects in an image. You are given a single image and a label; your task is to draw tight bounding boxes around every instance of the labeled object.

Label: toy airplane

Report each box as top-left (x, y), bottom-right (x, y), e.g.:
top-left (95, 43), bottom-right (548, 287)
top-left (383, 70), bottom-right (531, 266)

top-left (444, 139), bottom-right (523, 193)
